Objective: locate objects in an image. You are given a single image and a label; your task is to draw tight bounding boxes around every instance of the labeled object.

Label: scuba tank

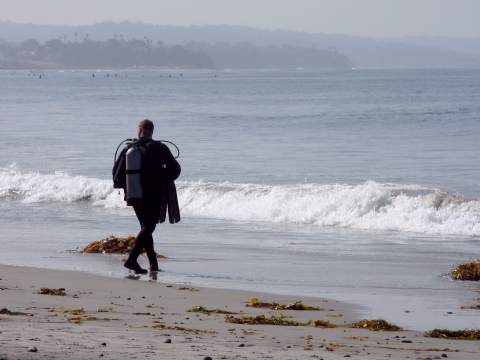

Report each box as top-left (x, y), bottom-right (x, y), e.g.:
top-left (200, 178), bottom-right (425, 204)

top-left (125, 141), bottom-right (143, 206)
top-left (113, 138), bottom-right (180, 205)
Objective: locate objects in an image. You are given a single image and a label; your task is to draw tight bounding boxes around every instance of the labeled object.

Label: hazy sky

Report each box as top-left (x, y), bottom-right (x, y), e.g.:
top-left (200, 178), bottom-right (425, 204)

top-left (1, 0), bottom-right (480, 38)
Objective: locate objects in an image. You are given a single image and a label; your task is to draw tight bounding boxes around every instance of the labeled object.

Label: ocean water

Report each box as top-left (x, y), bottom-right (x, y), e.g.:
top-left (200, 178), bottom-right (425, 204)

top-left (1, 68), bottom-right (480, 330)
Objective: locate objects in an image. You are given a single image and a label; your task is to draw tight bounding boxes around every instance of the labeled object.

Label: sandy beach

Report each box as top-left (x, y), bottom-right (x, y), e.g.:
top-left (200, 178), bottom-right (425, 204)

top-left (0, 264), bottom-right (478, 360)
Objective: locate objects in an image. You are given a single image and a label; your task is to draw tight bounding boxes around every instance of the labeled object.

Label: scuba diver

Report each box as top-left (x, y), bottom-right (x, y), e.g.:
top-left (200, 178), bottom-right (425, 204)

top-left (113, 119), bottom-right (181, 275)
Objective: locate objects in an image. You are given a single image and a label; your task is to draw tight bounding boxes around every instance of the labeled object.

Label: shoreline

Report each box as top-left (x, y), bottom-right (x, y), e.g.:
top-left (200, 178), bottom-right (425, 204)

top-left (1, 264), bottom-right (479, 359)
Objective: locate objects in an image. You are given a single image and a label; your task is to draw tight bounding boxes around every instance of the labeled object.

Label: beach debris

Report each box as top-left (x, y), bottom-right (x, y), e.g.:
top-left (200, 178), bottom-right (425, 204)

top-left (80, 235), bottom-right (136, 254)
top-left (62, 308), bottom-right (85, 324)
top-left (146, 304), bottom-right (163, 309)
top-left (0, 308), bottom-right (32, 316)
top-left (152, 323), bottom-right (216, 334)
top-left (303, 334), bottom-right (313, 350)
top-left (28, 346), bottom-right (38, 352)
top-left (349, 319), bottom-right (402, 331)
top-left (460, 304), bottom-right (480, 310)
top-left (62, 308), bottom-right (85, 316)
top-left (326, 313), bottom-right (343, 318)
top-left (425, 329), bottom-right (480, 340)
top-left (66, 315), bottom-right (116, 324)
top-left (225, 313), bottom-right (339, 328)
top-left (39, 288), bottom-right (66, 296)
top-left (225, 314), bottom-right (305, 326)
top-left (450, 261), bottom-right (480, 281)
top-left (246, 297), bottom-right (321, 311)
top-left (178, 287), bottom-right (199, 292)
top-left (345, 336), bottom-right (369, 341)
top-left (307, 319), bottom-right (337, 328)
top-left (80, 235), bottom-right (167, 258)
top-left (164, 338), bottom-right (172, 343)
top-left (61, 308), bottom-right (117, 324)
top-left (97, 307), bottom-right (113, 313)
top-left (187, 306), bottom-right (237, 315)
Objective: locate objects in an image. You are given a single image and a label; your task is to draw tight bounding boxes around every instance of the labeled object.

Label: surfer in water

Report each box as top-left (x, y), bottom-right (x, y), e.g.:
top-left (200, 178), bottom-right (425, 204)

top-left (114, 119), bottom-right (181, 275)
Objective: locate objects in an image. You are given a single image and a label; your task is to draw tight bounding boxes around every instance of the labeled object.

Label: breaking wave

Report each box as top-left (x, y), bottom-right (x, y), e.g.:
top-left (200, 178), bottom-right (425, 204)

top-left (1, 165), bottom-right (480, 236)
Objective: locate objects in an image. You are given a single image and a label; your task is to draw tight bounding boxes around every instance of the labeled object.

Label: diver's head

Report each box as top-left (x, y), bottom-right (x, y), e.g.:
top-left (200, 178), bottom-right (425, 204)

top-left (138, 119), bottom-right (154, 140)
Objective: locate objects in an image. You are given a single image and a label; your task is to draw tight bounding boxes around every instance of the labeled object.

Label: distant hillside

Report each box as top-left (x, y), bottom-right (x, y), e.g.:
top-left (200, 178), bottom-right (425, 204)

top-left (1, 21), bottom-right (479, 68)
top-left (0, 37), bottom-right (352, 70)
top-left (0, 38), bottom-right (215, 69)
top-left (187, 42), bottom-right (352, 69)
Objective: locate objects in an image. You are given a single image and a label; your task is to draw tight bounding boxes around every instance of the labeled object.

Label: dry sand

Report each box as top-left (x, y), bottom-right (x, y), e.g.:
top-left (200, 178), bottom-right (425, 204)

top-left (0, 264), bottom-right (479, 359)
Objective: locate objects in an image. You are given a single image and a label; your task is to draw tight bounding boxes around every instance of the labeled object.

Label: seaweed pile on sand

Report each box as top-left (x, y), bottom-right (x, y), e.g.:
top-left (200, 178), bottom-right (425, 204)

top-left (451, 261), bottom-right (480, 281)
top-left (425, 329), bottom-right (480, 340)
top-left (61, 308), bottom-right (117, 324)
top-left (80, 235), bottom-right (167, 258)
top-left (188, 306), bottom-right (237, 315)
top-left (349, 319), bottom-right (402, 331)
top-left (225, 314), bottom-right (337, 328)
top-left (39, 288), bottom-right (66, 296)
top-left (0, 308), bottom-right (32, 316)
top-left (246, 297), bottom-right (321, 311)
top-left (225, 311), bottom-right (404, 331)
top-left (225, 314), bottom-right (306, 326)
top-left (80, 235), bottom-right (136, 254)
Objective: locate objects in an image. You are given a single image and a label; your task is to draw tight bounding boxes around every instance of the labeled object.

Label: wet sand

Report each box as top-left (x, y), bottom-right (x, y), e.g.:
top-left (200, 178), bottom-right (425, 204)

top-left (0, 264), bottom-right (478, 359)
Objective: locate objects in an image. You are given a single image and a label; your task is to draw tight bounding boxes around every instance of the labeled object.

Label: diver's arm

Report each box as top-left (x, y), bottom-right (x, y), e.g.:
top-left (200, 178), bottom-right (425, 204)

top-left (159, 144), bottom-right (181, 181)
top-left (112, 148), bottom-right (128, 189)
top-left (165, 148), bottom-right (181, 180)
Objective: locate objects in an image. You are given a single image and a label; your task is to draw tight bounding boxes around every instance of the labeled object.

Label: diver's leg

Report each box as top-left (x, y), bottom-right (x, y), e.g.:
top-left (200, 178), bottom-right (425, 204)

top-left (144, 230), bottom-right (159, 271)
top-left (142, 206), bottom-right (159, 271)
top-left (127, 204), bottom-right (145, 262)
top-left (124, 205), bottom-right (148, 274)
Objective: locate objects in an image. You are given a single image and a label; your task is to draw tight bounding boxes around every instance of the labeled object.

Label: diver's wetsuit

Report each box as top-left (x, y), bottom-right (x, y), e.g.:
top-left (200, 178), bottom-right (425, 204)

top-left (125, 139), bottom-right (181, 271)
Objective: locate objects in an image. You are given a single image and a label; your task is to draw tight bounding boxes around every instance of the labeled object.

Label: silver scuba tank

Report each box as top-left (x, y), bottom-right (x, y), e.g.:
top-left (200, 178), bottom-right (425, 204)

top-left (125, 142), bottom-right (143, 205)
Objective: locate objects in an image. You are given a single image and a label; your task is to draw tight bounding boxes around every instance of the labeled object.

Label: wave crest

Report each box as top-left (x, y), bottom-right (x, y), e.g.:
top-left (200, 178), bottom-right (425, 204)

top-left (1, 166), bottom-right (479, 236)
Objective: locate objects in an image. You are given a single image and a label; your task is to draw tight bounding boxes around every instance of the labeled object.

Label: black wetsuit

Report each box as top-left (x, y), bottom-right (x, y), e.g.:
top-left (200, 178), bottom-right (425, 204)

top-left (125, 139), bottom-right (181, 270)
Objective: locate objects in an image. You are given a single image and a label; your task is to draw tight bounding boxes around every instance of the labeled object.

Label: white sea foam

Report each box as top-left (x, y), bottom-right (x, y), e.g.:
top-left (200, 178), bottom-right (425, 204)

top-left (1, 165), bottom-right (479, 236)
top-left (0, 165), bottom-right (115, 204)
